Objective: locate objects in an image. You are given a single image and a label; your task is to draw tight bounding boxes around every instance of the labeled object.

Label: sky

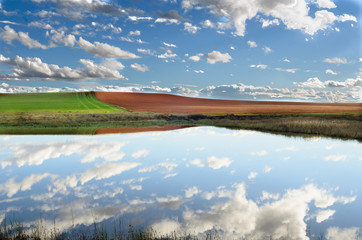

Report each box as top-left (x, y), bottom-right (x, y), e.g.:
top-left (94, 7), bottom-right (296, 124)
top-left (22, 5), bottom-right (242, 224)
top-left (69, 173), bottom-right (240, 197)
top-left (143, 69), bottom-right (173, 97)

top-left (0, 0), bottom-right (361, 102)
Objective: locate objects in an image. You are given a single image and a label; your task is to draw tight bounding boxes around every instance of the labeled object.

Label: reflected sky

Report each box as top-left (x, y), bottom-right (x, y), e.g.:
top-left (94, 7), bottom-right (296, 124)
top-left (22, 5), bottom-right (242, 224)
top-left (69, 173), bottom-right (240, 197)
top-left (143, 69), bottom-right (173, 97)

top-left (0, 128), bottom-right (361, 239)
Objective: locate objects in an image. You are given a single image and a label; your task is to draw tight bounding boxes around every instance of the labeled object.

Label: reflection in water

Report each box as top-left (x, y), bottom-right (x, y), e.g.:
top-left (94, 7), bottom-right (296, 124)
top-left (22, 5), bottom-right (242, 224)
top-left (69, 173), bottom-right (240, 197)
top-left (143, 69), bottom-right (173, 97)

top-left (0, 127), bottom-right (361, 239)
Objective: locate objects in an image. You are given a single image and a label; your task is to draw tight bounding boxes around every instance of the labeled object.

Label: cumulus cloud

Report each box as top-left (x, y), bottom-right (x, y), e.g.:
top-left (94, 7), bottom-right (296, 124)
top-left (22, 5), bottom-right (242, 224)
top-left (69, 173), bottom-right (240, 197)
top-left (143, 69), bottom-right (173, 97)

top-left (315, 209), bottom-right (336, 223)
top-left (263, 46), bottom-right (272, 54)
top-left (129, 30), bottom-right (141, 36)
top-left (185, 186), bottom-right (200, 198)
top-left (50, 29), bottom-right (76, 47)
top-left (181, 0), bottom-right (357, 36)
top-left (201, 19), bottom-right (215, 28)
top-left (326, 69), bottom-right (338, 75)
top-left (324, 57), bottom-right (348, 64)
top-left (250, 64), bottom-right (268, 69)
top-left (203, 51), bottom-right (231, 64)
top-left (314, 0), bottom-right (337, 9)
top-left (275, 67), bottom-right (297, 73)
top-left (260, 18), bottom-right (280, 28)
top-left (130, 63), bottom-right (149, 72)
top-left (247, 40), bottom-right (258, 48)
top-left (0, 54), bottom-right (126, 81)
top-left (326, 227), bottom-right (360, 240)
top-left (248, 171), bottom-right (258, 179)
top-left (163, 42), bottom-right (177, 48)
top-left (184, 22), bottom-right (200, 34)
top-left (295, 77), bottom-right (362, 88)
top-left (0, 25), bottom-right (50, 49)
top-left (78, 37), bottom-right (139, 59)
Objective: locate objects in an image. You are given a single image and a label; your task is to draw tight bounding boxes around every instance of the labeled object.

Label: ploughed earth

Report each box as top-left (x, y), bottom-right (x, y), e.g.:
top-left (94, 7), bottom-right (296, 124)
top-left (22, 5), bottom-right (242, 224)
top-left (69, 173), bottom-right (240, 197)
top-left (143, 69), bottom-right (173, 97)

top-left (94, 92), bottom-right (362, 114)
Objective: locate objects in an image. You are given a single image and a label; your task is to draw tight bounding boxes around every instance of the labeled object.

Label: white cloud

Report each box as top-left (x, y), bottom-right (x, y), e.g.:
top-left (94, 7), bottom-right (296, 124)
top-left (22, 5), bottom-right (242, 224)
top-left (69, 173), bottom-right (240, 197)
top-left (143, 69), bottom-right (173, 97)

top-left (129, 30), bottom-right (141, 36)
top-left (181, 0), bottom-right (357, 36)
top-left (50, 29), bottom-right (76, 47)
top-left (314, 0), bottom-right (336, 9)
top-left (249, 64), bottom-right (268, 69)
top-left (263, 46), bottom-right (272, 54)
top-left (0, 25), bottom-right (50, 49)
top-left (260, 191), bottom-right (280, 201)
top-left (294, 77), bottom-right (326, 88)
top-left (157, 49), bottom-right (177, 59)
top-left (315, 209), bottom-right (336, 223)
top-left (324, 57), bottom-right (348, 64)
top-left (128, 16), bottom-right (153, 22)
top-left (204, 51), bottom-right (231, 64)
top-left (131, 149), bottom-right (149, 159)
top-left (28, 21), bottom-right (52, 29)
top-left (78, 37), bottom-right (139, 59)
top-left (275, 67), bottom-right (297, 73)
top-left (248, 171), bottom-right (258, 179)
top-left (0, 54), bottom-right (126, 81)
top-left (201, 19), bottom-right (214, 28)
top-left (163, 42), bottom-right (177, 48)
top-left (326, 69), bottom-right (338, 75)
top-left (102, 60), bottom-right (125, 70)
top-left (326, 227), bottom-right (360, 240)
top-left (324, 155), bottom-right (347, 162)
top-left (130, 63), bottom-right (149, 72)
top-left (260, 18), bottom-right (280, 28)
top-left (194, 70), bottom-right (204, 74)
top-left (262, 166), bottom-right (272, 173)
top-left (79, 162), bottom-right (141, 185)
top-left (184, 22), bottom-right (200, 34)
top-left (137, 48), bottom-right (155, 56)
top-left (247, 40), bottom-right (257, 48)
top-left (189, 53), bottom-right (203, 62)
top-left (295, 77), bottom-right (362, 88)
top-left (185, 186), bottom-right (200, 198)
top-left (283, 58), bottom-right (291, 63)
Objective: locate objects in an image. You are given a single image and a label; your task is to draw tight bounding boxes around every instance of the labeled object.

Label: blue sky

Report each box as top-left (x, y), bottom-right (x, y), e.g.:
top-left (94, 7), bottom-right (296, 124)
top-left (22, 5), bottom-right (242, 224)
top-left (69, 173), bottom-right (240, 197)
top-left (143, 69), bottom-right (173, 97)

top-left (0, 0), bottom-right (361, 102)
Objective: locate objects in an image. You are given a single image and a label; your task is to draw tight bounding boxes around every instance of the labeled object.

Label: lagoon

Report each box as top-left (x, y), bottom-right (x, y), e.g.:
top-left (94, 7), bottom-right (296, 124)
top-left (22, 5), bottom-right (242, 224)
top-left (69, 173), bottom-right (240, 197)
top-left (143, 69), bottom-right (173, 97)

top-left (0, 127), bottom-right (361, 239)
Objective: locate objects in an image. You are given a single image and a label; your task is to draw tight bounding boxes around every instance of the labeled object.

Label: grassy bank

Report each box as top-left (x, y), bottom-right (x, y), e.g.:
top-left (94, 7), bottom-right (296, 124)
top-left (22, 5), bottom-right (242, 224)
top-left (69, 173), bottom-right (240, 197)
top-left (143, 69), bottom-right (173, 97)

top-left (0, 111), bottom-right (361, 140)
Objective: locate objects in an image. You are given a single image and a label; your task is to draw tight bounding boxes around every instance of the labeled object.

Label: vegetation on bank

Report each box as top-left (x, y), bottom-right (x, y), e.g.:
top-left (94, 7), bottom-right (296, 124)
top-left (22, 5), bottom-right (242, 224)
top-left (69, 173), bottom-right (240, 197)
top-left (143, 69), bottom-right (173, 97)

top-left (0, 111), bottom-right (361, 140)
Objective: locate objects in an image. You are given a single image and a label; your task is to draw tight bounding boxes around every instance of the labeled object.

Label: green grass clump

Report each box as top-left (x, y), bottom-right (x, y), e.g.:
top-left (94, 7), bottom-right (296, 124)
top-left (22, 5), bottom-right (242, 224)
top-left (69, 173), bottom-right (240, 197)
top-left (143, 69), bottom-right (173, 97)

top-left (0, 92), bottom-right (125, 113)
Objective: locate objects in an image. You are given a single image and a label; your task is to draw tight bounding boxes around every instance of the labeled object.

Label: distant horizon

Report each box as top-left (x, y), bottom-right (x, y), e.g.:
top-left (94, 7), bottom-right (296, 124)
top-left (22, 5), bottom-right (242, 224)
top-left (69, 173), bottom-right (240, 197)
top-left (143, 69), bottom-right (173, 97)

top-left (0, 0), bottom-right (361, 102)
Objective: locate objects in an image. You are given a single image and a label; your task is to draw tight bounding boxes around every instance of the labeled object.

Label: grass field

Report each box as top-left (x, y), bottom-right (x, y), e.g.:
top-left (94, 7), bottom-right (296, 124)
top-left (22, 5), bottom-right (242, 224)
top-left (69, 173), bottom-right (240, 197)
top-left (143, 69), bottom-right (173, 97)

top-left (0, 92), bottom-right (125, 113)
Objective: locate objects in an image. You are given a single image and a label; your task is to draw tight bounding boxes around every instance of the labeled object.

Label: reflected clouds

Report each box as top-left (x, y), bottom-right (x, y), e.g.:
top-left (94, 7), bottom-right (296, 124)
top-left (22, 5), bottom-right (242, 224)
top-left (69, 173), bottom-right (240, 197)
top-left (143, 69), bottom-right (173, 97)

top-left (0, 141), bottom-right (127, 168)
top-left (153, 183), bottom-right (357, 239)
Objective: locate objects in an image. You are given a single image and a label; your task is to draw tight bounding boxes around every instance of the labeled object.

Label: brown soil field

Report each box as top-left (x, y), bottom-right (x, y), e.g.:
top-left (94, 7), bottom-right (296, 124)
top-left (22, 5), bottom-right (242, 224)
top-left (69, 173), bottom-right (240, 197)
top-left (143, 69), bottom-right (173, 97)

top-left (95, 92), bottom-right (362, 114)
top-left (95, 125), bottom-right (195, 134)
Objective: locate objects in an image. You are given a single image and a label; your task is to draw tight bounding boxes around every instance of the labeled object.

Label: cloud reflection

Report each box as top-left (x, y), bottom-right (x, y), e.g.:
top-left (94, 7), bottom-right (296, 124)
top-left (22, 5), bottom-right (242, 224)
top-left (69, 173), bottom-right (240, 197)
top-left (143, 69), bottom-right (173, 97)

top-left (152, 183), bottom-right (356, 239)
top-left (1, 141), bottom-right (127, 168)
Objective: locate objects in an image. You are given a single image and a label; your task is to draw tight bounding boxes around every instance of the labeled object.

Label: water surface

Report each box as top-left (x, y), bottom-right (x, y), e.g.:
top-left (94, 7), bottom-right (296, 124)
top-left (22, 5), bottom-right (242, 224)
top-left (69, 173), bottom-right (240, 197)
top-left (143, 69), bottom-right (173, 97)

top-left (0, 127), bottom-right (361, 239)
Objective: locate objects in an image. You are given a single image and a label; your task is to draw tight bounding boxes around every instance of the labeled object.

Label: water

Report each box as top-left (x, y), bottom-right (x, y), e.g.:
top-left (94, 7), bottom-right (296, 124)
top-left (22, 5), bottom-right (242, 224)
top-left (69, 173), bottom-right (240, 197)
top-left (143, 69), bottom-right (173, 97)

top-left (0, 127), bottom-right (361, 239)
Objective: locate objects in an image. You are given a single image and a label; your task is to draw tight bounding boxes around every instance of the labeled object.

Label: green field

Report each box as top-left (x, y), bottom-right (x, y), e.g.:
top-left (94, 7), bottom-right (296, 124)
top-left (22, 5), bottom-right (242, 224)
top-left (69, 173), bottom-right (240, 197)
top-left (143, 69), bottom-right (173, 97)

top-left (0, 92), bottom-right (125, 113)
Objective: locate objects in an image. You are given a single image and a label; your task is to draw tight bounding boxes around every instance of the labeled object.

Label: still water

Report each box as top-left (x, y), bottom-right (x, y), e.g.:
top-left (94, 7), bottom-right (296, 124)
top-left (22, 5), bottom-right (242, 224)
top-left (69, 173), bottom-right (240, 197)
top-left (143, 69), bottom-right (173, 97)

top-left (0, 127), bottom-right (361, 239)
